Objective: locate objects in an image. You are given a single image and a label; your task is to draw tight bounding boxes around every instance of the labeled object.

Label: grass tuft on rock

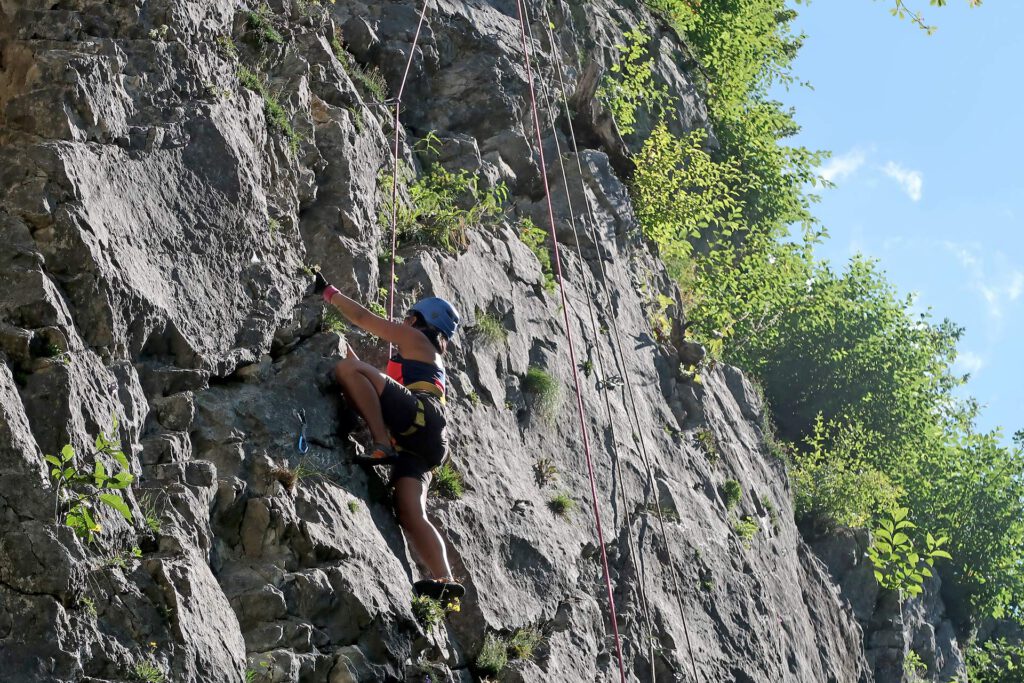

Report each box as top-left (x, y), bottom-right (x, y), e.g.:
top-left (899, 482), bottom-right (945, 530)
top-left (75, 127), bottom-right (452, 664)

top-left (523, 366), bottom-right (561, 419)
top-left (548, 492), bottom-right (575, 517)
top-left (474, 312), bottom-right (508, 346)
top-left (722, 479), bottom-right (741, 510)
top-left (475, 632), bottom-right (508, 676)
top-left (430, 463), bottom-right (464, 500)
top-left (508, 627), bottom-right (544, 660)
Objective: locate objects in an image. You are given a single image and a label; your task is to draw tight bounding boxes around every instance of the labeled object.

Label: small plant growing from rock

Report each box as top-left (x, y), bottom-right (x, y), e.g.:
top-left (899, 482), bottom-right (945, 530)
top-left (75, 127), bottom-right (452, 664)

top-left (466, 390), bottom-right (480, 406)
top-left (694, 427), bottom-right (719, 463)
top-left (732, 515), bottom-right (759, 548)
top-left (322, 305), bottom-right (348, 333)
top-left (140, 491), bottom-right (163, 535)
top-left (148, 24), bottom-right (169, 41)
top-left (548, 493), bottom-right (575, 517)
top-left (508, 627), bottom-right (543, 661)
top-left (722, 479), bottom-right (742, 510)
top-left (474, 311), bottom-right (507, 346)
top-left (46, 421), bottom-right (134, 543)
top-left (131, 661), bottom-right (165, 683)
top-left (475, 632), bottom-right (509, 677)
top-left (348, 500), bottom-right (360, 513)
top-left (763, 498), bottom-right (780, 532)
top-left (523, 366), bottom-right (561, 420)
top-left (412, 595), bottom-right (446, 631)
top-left (646, 502), bottom-right (680, 522)
top-left (519, 217), bottom-right (556, 292)
top-left (268, 464), bottom-right (298, 491)
top-left (430, 463), bottom-right (464, 500)
top-left (904, 649), bottom-right (928, 681)
top-left (236, 66), bottom-right (302, 153)
top-left (246, 4), bottom-right (284, 45)
top-left (216, 35), bottom-right (238, 59)
top-left (533, 457), bottom-right (558, 487)
top-left (79, 595), bottom-right (97, 616)
top-left (578, 358), bottom-right (595, 378)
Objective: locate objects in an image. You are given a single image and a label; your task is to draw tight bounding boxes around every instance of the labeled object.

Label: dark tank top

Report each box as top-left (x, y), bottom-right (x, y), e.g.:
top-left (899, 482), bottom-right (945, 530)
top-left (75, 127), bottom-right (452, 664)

top-left (386, 354), bottom-right (446, 399)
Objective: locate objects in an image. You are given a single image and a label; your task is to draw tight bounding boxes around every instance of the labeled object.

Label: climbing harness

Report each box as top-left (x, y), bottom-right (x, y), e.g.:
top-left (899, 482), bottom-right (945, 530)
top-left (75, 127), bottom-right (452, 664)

top-left (537, 5), bottom-right (702, 679)
top-left (294, 409), bottom-right (309, 454)
top-left (513, 1), bottom-right (627, 681)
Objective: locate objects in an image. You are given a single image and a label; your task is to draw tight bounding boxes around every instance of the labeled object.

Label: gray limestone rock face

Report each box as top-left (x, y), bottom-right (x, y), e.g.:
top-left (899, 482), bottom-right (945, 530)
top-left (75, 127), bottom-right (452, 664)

top-left (0, 0), bottom-right (942, 681)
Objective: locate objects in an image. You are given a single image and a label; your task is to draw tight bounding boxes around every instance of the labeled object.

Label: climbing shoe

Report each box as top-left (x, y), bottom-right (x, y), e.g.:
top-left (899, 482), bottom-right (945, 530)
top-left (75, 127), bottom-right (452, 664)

top-left (414, 579), bottom-right (466, 602)
top-left (353, 442), bottom-right (399, 465)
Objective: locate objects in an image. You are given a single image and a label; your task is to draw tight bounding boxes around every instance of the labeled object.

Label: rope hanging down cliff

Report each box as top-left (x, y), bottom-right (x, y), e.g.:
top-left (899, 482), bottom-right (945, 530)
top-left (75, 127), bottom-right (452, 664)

top-left (513, 0), bottom-right (628, 680)
top-left (386, 0), bottom-right (433, 357)
top-left (520, 9), bottom-right (660, 680)
top-left (536, 5), bottom-right (703, 680)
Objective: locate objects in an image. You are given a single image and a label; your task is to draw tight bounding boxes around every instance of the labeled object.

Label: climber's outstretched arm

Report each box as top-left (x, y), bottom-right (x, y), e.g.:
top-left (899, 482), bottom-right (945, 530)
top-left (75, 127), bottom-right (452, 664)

top-left (319, 279), bottom-right (419, 348)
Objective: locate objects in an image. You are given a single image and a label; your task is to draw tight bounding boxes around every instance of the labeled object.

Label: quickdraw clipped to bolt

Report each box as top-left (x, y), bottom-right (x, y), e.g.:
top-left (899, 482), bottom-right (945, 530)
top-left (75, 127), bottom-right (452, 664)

top-left (294, 409), bottom-right (309, 454)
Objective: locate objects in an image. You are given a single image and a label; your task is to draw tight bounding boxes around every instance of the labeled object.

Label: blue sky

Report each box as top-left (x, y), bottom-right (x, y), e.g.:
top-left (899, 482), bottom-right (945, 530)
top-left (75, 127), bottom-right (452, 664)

top-left (775, 1), bottom-right (1023, 442)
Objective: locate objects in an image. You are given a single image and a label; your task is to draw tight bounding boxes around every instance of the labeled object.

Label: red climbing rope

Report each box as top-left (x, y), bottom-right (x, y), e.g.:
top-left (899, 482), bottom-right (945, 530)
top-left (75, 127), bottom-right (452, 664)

top-left (513, 1), bottom-right (627, 681)
top-left (386, 0), bottom-right (433, 355)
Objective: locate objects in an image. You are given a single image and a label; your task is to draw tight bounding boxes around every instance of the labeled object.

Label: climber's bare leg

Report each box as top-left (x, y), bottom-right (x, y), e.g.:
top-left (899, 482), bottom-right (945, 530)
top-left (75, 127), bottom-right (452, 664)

top-left (334, 353), bottom-right (390, 445)
top-left (394, 476), bottom-right (451, 580)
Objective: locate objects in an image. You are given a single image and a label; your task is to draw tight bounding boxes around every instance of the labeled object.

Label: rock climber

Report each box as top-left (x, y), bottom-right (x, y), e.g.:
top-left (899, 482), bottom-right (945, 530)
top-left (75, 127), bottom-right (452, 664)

top-left (315, 272), bottom-right (465, 602)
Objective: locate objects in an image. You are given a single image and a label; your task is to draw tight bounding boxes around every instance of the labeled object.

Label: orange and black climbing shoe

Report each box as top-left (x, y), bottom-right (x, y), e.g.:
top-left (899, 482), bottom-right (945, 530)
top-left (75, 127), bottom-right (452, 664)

top-left (353, 442), bottom-right (399, 465)
top-left (414, 578), bottom-right (466, 602)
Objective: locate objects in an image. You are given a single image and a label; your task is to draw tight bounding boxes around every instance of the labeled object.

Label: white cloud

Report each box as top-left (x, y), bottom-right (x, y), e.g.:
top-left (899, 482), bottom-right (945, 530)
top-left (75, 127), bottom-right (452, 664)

top-left (942, 241), bottom-right (1024, 322)
top-left (954, 350), bottom-right (986, 377)
top-left (820, 148), bottom-right (867, 183)
top-left (882, 161), bottom-right (923, 202)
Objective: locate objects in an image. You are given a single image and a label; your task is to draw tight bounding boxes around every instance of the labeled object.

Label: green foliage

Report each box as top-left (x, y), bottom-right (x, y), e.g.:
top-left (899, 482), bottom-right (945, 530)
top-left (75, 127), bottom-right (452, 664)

top-left (379, 160), bottom-right (508, 253)
top-left (331, 37), bottom-right (389, 100)
top-left (466, 391), bottom-right (480, 406)
top-left (633, 124), bottom-right (746, 272)
top-left (548, 492), bottom-right (575, 517)
top-left (732, 515), bottom-right (759, 548)
top-left (246, 5), bottom-right (284, 45)
top-left (131, 662), bottom-right (165, 683)
top-left (791, 416), bottom-right (903, 531)
top-left (533, 457), bottom-right (558, 487)
top-left (694, 427), bottom-right (719, 463)
top-left (430, 463), bottom-right (464, 500)
top-left (140, 492), bottom-right (163, 535)
top-left (215, 35), bottom-right (238, 60)
top-left (46, 422), bottom-right (134, 543)
top-left (508, 627), bottom-right (543, 661)
top-left (79, 595), bottom-right (97, 616)
top-left (523, 366), bottom-right (561, 419)
top-left (236, 66), bottom-right (301, 153)
top-left (322, 305), bottom-right (348, 333)
top-left (904, 649), bottom-right (928, 681)
top-left (616, 0), bottom-right (1014, 630)
top-left (474, 311), bottom-right (507, 346)
top-left (518, 217), bottom-right (556, 291)
top-left (967, 637), bottom-right (1024, 683)
top-left (475, 633), bottom-right (508, 676)
top-left (867, 507), bottom-right (951, 598)
top-left (722, 479), bottom-right (742, 510)
top-left (597, 26), bottom-right (669, 136)
top-left (886, 0), bottom-right (983, 35)
top-left (411, 595), bottom-right (446, 630)
top-left (348, 500), bottom-right (360, 513)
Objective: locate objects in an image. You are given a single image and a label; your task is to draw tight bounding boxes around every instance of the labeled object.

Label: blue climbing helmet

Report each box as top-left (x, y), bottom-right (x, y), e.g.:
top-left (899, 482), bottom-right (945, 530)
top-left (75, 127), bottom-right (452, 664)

top-left (409, 296), bottom-right (460, 339)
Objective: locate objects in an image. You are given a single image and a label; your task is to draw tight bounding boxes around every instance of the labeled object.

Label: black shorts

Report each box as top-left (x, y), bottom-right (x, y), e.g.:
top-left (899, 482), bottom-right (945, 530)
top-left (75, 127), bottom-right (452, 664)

top-left (379, 378), bottom-right (448, 483)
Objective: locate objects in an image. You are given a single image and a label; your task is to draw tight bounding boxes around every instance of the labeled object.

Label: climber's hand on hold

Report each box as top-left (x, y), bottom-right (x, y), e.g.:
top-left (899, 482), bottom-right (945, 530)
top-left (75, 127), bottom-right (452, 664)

top-left (312, 269), bottom-right (330, 295)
